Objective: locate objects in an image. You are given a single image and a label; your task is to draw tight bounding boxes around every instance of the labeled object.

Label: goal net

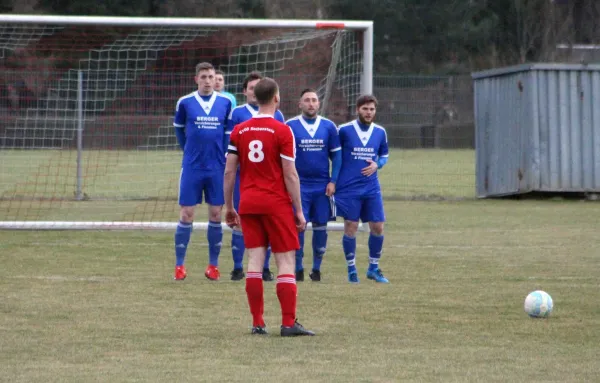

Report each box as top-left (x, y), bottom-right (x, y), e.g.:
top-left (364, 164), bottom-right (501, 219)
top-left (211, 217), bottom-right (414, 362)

top-left (0, 16), bottom-right (372, 230)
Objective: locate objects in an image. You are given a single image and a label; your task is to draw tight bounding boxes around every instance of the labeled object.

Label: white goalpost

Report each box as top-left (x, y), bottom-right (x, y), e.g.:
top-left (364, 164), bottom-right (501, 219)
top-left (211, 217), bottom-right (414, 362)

top-left (0, 15), bottom-right (373, 231)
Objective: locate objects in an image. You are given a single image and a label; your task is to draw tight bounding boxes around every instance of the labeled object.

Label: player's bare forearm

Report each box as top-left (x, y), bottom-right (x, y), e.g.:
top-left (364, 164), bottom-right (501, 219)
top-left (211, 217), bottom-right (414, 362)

top-left (282, 160), bottom-right (303, 214)
top-left (224, 154), bottom-right (238, 210)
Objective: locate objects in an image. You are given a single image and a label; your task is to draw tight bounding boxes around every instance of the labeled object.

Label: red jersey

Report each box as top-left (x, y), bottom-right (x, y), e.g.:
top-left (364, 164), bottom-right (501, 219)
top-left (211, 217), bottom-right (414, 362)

top-left (228, 114), bottom-right (296, 215)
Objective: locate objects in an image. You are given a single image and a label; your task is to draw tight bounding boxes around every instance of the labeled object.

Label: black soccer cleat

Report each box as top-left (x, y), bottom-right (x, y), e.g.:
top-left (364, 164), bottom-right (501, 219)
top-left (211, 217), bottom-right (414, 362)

top-left (295, 269), bottom-right (304, 282)
top-left (280, 319), bottom-right (315, 337)
top-left (251, 326), bottom-right (268, 335)
top-left (262, 268), bottom-right (274, 282)
top-left (230, 268), bottom-right (245, 281)
top-left (309, 269), bottom-right (321, 282)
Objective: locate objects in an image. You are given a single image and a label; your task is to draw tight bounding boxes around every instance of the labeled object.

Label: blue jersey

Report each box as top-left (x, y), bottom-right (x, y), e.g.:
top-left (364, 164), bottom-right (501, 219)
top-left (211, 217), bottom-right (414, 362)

top-left (287, 115), bottom-right (340, 186)
top-left (220, 91), bottom-right (237, 109)
top-left (228, 103), bottom-right (285, 133)
top-left (336, 120), bottom-right (389, 195)
top-left (174, 91), bottom-right (232, 171)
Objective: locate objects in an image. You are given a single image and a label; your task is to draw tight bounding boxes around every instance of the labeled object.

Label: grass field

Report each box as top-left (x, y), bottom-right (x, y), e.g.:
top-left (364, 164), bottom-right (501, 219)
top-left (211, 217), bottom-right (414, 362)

top-left (1, 149), bottom-right (600, 382)
top-left (0, 149), bottom-right (474, 221)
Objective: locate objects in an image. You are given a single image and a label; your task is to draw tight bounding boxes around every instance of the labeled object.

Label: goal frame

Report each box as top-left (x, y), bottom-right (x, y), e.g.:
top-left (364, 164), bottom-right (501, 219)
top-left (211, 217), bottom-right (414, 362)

top-left (0, 14), bottom-right (373, 94)
top-left (0, 15), bottom-right (373, 231)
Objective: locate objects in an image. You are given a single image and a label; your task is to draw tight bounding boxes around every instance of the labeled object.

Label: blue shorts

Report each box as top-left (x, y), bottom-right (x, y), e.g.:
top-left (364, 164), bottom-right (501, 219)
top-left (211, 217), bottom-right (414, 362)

top-left (178, 168), bottom-right (224, 207)
top-left (301, 185), bottom-right (334, 225)
top-left (333, 192), bottom-right (385, 223)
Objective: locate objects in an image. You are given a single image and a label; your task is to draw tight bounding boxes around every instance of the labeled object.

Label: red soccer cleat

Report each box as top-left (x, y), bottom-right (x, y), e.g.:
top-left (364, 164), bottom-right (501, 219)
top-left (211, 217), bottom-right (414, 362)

top-left (204, 265), bottom-right (220, 281)
top-left (174, 265), bottom-right (187, 281)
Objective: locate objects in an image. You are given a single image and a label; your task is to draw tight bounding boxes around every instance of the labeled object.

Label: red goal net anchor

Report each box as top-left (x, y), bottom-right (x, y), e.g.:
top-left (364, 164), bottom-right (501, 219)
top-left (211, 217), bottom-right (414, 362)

top-left (316, 23), bottom-right (346, 30)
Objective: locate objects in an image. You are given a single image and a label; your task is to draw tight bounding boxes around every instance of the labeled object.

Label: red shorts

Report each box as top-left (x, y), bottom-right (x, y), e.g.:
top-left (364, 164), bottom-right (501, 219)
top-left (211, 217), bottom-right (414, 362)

top-left (239, 212), bottom-right (299, 253)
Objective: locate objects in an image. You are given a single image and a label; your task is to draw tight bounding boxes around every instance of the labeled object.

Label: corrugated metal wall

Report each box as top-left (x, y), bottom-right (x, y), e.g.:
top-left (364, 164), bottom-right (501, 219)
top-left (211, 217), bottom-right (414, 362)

top-left (473, 64), bottom-right (600, 197)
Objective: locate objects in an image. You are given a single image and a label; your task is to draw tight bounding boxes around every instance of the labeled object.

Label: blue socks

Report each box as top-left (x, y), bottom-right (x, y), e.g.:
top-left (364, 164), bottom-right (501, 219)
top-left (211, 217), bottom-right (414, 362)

top-left (368, 233), bottom-right (384, 271)
top-left (312, 225), bottom-right (327, 271)
top-left (231, 229), bottom-right (245, 270)
top-left (174, 220), bottom-right (193, 266)
top-left (295, 231), bottom-right (305, 272)
top-left (264, 246), bottom-right (272, 271)
top-left (230, 232), bottom-right (271, 271)
top-left (207, 221), bottom-right (222, 267)
top-left (342, 234), bottom-right (357, 274)
top-left (295, 226), bottom-right (328, 272)
top-left (342, 232), bottom-right (384, 273)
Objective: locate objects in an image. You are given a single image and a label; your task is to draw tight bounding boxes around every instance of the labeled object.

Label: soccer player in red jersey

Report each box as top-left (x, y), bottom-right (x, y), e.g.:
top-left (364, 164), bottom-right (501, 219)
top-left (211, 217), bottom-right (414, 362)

top-left (224, 77), bottom-right (315, 337)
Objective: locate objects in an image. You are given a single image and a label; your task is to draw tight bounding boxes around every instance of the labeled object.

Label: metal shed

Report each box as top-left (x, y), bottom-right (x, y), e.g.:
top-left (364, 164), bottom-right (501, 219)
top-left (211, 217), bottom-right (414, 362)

top-left (473, 63), bottom-right (600, 197)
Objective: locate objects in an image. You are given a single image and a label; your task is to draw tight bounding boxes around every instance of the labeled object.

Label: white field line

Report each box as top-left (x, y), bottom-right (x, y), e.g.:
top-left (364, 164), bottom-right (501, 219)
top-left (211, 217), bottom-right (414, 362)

top-left (18, 241), bottom-right (573, 250)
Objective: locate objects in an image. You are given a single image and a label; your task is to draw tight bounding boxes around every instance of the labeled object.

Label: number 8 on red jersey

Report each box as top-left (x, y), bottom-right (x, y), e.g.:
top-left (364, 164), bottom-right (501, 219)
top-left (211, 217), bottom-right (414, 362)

top-left (228, 114), bottom-right (296, 215)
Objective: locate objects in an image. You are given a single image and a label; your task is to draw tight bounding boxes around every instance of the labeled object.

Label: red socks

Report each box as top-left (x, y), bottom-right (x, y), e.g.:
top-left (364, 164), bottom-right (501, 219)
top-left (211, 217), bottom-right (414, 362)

top-left (246, 272), bottom-right (297, 328)
top-left (245, 272), bottom-right (264, 327)
top-left (276, 274), bottom-right (297, 327)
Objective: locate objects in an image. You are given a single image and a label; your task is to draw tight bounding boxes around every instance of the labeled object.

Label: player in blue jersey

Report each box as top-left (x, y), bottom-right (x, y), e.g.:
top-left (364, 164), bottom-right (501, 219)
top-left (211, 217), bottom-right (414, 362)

top-left (215, 69), bottom-right (237, 109)
top-left (172, 62), bottom-right (232, 281)
top-left (286, 88), bottom-right (341, 282)
top-left (334, 94), bottom-right (389, 284)
top-left (227, 71), bottom-right (285, 282)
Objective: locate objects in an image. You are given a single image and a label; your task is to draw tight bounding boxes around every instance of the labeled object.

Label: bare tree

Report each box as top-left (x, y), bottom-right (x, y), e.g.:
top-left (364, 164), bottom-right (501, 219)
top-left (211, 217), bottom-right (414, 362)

top-left (504, 0), bottom-right (584, 64)
top-left (539, 0), bottom-right (575, 62)
top-left (159, 0), bottom-right (242, 18)
top-left (12, 0), bottom-right (38, 13)
top-left (512, 0), bottom-right (549, 63)
top-left (262, 0), bottom-right (329, 18)
top-left (575, 0), bottom-right (600, 42)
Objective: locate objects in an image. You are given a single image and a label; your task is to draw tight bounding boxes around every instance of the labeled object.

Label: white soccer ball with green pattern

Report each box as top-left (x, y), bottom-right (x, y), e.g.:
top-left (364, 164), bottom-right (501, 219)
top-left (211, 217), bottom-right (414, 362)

top-left (524, 290), bottom-right (553, 318)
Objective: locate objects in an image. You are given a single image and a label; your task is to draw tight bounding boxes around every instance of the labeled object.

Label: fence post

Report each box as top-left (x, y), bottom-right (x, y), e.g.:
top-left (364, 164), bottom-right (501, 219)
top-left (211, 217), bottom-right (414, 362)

top-left (76, 70), bottom-right (83, 201)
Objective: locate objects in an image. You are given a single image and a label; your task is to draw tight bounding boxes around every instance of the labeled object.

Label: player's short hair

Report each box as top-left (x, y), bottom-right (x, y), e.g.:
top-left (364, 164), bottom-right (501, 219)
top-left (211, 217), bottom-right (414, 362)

top-left (243, 71), bottom-right (263, 90)
top-left (356, 94), bottom-right (378, 108)
top-left (254, 77), bottom-right (279, 106)
top-left (195, 62), bottom-right (214, 75)
top-left (300, 88), bottom-right (318, 98)
top-left (215, 69), bottom-right (225, 76)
